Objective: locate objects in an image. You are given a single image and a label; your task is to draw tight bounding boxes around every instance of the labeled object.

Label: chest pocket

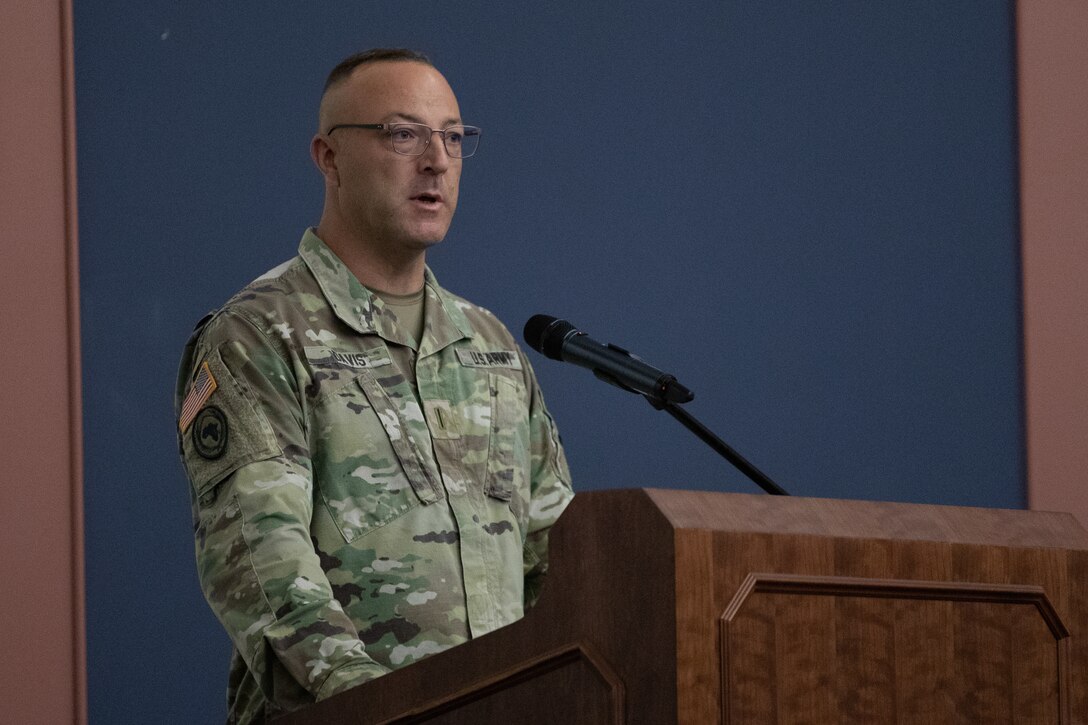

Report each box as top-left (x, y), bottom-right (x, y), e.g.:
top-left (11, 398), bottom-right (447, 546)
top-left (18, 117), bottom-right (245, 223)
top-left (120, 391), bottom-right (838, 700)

top-left (311, 366), bottom-right (441, 543)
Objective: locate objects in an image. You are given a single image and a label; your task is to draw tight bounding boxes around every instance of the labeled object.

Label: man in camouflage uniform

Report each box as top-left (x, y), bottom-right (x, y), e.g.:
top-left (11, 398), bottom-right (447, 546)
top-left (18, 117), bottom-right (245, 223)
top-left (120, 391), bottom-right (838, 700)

top-left (175, 49), bottom-right (573, 723)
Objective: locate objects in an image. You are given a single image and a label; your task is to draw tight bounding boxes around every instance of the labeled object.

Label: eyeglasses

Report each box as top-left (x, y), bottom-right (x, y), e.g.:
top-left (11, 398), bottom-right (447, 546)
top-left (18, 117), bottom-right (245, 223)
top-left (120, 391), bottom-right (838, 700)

top-left (326, 122), bottom-right (482, 158)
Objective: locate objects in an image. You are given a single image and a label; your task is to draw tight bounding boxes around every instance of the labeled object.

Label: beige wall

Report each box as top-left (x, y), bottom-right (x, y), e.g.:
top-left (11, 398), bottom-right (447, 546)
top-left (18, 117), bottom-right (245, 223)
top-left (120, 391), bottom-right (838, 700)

top-left (0, 1), bottom-right (85, 723)
top-left (1018, 2), bottom-right (1088, 527)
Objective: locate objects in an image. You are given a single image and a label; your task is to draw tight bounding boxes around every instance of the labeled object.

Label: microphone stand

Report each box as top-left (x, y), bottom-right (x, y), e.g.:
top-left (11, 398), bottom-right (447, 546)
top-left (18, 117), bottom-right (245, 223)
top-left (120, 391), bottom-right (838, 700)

top-left (524, 315), bottom-right (789, 495)
top-left (644, 395), bottom-right (790, 496)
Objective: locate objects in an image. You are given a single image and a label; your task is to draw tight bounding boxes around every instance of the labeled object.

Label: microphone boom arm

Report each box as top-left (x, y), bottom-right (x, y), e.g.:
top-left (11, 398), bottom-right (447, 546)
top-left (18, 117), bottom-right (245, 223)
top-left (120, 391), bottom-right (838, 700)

top-left (523, 313), bottom-right (787, 495)
top-left (645, 395), bottom-right (790, 496)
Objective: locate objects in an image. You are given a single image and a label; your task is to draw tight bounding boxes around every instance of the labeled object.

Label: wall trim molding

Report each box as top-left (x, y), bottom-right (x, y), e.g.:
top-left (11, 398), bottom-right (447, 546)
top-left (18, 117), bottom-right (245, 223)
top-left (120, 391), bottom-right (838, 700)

top-left (1017, 1), bottom-right (1088, 526)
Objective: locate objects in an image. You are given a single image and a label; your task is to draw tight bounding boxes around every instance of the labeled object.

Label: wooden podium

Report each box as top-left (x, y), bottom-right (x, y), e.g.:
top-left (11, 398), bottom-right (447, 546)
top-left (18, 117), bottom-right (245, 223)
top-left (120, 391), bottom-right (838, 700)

top-left (278, 489), bottom-right (1088, 723)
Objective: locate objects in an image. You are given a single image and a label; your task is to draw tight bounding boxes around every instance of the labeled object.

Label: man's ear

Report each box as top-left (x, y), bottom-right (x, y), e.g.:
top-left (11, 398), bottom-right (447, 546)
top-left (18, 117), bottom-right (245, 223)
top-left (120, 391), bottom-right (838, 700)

top-left (311, 134), bottom-right (339, 185)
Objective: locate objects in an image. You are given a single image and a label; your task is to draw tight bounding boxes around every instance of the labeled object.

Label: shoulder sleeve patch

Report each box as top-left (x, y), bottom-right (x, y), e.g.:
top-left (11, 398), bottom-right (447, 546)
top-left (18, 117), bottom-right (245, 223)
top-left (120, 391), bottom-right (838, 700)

top-left (180, 346), bottom-right (282, 497)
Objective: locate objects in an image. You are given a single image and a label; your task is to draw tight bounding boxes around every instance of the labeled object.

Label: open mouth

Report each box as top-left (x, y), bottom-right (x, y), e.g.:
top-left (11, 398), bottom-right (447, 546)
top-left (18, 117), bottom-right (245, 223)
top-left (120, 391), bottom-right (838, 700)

top-left (412, 192), bottom-right (442, 205)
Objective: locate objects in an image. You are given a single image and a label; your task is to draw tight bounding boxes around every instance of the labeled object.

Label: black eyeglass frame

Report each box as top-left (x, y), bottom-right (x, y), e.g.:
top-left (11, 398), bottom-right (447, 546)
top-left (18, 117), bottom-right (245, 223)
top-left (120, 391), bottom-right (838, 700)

top-left (325, 122), bottom-right (482, 158)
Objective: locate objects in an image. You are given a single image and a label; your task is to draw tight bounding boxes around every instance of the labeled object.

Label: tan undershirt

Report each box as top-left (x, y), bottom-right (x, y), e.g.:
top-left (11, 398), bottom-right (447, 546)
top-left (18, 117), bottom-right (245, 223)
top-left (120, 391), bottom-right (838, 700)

top-left (368, 284), bottom-right (426, 350)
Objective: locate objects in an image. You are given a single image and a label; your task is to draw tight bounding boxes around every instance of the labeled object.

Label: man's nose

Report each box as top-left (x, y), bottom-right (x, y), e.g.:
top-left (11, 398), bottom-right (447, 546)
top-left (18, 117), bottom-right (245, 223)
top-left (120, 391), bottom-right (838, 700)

top-left (419, 131), bottom-right (451, 174)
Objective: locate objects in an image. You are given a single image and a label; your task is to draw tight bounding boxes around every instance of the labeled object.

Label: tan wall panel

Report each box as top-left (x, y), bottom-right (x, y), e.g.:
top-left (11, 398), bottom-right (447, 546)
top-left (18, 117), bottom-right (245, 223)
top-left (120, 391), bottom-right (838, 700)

top-left (0, 1), bottom-right (86, 722)
top-left (1018, 1), bottom-right (1088, 527)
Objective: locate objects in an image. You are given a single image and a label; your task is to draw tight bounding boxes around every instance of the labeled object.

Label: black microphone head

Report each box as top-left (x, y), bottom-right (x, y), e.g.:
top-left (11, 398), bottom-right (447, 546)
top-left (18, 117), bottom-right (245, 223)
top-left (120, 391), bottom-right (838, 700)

top-left (523, 314), bottom-right (575, 361)
top-left (523, 315), bottom-right (556, 353)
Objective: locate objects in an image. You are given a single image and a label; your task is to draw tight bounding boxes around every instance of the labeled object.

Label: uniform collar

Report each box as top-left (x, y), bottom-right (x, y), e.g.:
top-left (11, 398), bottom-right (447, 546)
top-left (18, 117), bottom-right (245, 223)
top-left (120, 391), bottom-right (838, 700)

top-left (298, 228), bottom-right (473, 352)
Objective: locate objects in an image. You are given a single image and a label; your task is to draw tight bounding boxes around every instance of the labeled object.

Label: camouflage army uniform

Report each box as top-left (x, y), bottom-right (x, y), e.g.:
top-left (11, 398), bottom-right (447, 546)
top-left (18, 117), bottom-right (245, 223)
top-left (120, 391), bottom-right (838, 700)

top-left (175, 229), bottom-right (573, 724)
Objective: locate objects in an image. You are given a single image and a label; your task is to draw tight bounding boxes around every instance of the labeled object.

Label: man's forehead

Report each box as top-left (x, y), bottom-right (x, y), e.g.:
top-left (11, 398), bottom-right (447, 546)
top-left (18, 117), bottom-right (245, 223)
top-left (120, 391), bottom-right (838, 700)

top-left (321, 61), bottom-right (459, 124)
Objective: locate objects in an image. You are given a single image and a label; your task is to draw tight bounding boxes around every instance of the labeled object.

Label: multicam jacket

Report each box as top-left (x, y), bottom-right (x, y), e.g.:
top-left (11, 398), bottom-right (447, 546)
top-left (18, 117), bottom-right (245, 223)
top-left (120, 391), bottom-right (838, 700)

top-left (175, 229), bottom-right (573, 724)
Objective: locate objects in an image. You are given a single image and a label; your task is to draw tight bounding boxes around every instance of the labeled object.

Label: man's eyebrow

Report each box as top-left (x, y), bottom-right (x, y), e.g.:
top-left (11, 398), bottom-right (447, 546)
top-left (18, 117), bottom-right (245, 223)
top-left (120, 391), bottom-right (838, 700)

top-left (387, 112), bottom-right (464, 127)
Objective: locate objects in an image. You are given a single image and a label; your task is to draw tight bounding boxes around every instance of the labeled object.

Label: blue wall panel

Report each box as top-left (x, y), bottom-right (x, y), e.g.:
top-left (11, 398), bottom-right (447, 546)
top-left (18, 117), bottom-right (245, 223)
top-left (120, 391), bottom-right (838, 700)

top-left (75, 2), bottom-right (1020, 721)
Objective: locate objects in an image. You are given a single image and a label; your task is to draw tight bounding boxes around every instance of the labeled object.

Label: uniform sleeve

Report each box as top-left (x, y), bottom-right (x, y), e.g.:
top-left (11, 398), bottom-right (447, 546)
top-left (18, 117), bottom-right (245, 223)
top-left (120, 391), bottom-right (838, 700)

top-left (176, 313), bottom-right (389, 713)
top-left (519, 353), bottom-right (575, 607)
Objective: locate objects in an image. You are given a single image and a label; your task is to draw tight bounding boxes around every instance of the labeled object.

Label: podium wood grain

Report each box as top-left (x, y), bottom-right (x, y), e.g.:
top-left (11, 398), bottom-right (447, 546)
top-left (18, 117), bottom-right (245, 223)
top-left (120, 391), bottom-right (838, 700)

top-left (277, 489), bottom-right (1088, 724)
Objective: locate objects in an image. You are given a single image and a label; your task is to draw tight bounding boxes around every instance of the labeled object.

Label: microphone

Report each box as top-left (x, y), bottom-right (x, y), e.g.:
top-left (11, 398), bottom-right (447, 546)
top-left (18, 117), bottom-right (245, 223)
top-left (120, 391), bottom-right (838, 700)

top-left (523, 315), bottom-right (694, 404)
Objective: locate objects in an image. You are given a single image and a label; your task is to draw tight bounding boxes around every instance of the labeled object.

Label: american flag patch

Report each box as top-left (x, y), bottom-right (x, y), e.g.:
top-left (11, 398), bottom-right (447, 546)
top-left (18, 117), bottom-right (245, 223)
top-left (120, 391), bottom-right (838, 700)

top-left (179, 361), bottom-right (218, 433)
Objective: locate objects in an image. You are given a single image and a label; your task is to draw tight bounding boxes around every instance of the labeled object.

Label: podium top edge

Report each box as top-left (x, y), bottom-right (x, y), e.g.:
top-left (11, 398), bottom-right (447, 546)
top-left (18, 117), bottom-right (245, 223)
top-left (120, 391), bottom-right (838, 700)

top-left (579, 488), bottom-right (1088, 551)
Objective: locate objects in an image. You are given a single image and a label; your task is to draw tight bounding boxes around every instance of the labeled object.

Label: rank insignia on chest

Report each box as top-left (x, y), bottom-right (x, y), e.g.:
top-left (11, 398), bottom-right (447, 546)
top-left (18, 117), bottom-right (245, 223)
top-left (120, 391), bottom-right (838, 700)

top-left (179, 361), bottom-right (218, 432)
top-left (455, 349), bottom-right (522, 370)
